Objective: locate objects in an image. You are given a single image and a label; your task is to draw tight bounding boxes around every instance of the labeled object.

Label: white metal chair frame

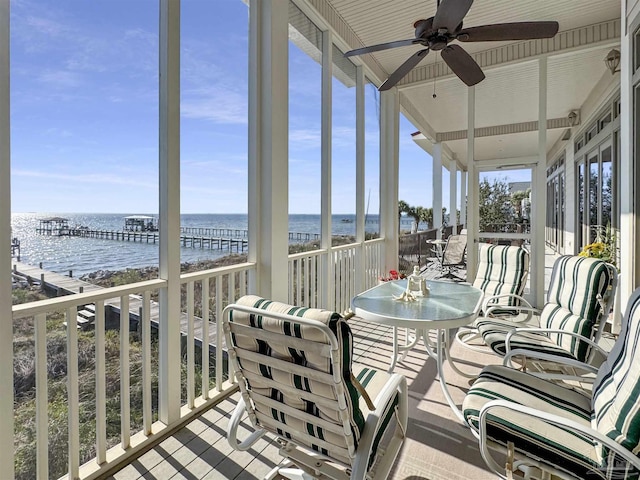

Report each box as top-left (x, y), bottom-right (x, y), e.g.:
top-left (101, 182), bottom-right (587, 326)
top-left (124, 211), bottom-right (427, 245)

top-left (223, 303), bottom-right (408, 480)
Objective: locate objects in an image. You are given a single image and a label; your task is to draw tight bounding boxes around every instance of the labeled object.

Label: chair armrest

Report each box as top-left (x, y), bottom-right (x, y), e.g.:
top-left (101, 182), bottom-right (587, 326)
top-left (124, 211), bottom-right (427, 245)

top-left (227, 396), bottom-right (267, 451)
top-left (504, 327), bottom-right (608, 359)
top-left (503, 348), bottom-right (600, 378)
top-left (482, 294), bottom-right (533, 321)
top-left (485, 304), bottom-right (538, 322)
top-left (351, 373), bottom-right (408, 480)
top-left (476, 399), bottom-right (640, 479)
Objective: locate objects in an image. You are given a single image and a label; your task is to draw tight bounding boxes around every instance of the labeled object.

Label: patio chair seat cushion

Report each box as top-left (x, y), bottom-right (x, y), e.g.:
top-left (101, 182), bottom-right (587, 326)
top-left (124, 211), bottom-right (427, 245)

top-left (592, 289), bottom-right (640, 464)
top-left (476, 316), bottom-right (579, 361)
top-left (463, 365), bottom-right (601, 479)
top-left (473, 244), bottom-right (529, 309)
top-left (229, 295), bottom-right (366, 463)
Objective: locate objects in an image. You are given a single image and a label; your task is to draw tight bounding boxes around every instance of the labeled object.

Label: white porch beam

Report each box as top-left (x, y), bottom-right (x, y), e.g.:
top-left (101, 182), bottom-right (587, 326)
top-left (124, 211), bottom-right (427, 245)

top-left (460, 170), bottom-right (467, 227)
top-left (248, 0), bottom-right (289, 302)
top-left (355, 65), bottom-right (365, 294)
top-left (380, 89), bottom-right (400, 271)
top-left (399, 19), bottom-right (621, 89)
top-left (466, 86), bottom-right (478, 282)
top-left (321, 29), bottom-right (333, 308)
top-left (0, 1), bottom-right (13, 476)
top-left (158, 0), bottom-right (181, 424)
top-left (433, 143), bottom-right (443, 233)
top-left (532, 57), bottom-right (548, 307)
top-left (449, 161), bottom-right (458, 231)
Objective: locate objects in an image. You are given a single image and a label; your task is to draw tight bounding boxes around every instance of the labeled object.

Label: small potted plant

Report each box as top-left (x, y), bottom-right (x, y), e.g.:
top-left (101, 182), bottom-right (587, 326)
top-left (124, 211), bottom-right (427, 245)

top-left (578, 224), bottom-right (617, 268)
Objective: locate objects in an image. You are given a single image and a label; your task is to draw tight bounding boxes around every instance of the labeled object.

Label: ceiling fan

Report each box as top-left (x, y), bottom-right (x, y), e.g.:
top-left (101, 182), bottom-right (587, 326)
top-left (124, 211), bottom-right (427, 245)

top-left (344, 0), bottom-right (559, 90)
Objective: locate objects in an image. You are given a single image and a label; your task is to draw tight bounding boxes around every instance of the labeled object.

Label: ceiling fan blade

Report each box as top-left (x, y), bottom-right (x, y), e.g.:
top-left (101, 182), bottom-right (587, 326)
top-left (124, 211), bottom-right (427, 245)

top-left (379, 49), bottom-right (430, 91)
top-left (433, 0), bottom-right (474, 32)
top-left (458, 21), bottom-right (559, 42)
top-left (441, 44), bottom-right (484, 86)
top-left (345, 39), bottom-right (422, 57)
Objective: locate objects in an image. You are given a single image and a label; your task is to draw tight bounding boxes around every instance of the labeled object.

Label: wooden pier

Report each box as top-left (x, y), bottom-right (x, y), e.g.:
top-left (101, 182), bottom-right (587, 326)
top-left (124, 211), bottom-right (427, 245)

top-left (12, 261), bottom-right (224, 355)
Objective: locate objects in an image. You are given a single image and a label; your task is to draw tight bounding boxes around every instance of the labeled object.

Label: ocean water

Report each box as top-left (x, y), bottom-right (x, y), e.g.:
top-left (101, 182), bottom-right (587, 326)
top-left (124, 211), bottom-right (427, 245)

top-left (10, 213), bottom-right (417, 277)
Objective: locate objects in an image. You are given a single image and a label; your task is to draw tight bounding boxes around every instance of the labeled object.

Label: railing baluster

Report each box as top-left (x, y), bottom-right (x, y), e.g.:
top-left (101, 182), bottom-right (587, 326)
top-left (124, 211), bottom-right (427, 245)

top-left (187, 281), bottom-right (195, 408)
top-left (120, 295), bottom-right (130, 448)
top-left (304, 257), bottom-right (309, 306)
top-left (311, 256), bottom-right (317, 308)
top-left (66, 307), bottom-right (80, 479)
top-left (296, 259), bottom-right (301, 305)
top-left (141, 292), bottom-right (152, 434)
top-left (201, 278), bottom-right (210, 399)
top-left (216, 278), bottom-right (224, 390)
top-left (35, 313), bottom-right (48, 480)
top-left (95, 299), bottom-right (107, 462)
top-left (288, 260), bottom-right (293, 304)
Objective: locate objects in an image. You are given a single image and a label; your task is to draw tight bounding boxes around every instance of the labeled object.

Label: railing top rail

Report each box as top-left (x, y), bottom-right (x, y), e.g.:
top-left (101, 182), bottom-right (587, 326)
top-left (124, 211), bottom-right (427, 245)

top-left (180, 262), bottom-right (256, 283)
top-left (331, 242), bottom-right (359, 252)
top-left (364, 237), bottom-right (384, 244)
top-left (12, 278), bottom-right (167, 319)
top-left (288, 248), bottom-right (327, 261)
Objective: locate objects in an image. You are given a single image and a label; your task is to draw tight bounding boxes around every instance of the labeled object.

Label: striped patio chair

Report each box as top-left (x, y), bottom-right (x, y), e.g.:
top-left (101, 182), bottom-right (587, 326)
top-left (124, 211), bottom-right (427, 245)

top-left (223, 296), bottom-right (408, 480)
top-left (462, 286), bottom-right (640, 479)
top-left (476, 255), bottom-right (617, 372)
top-left (456, 243), bottom-right (531, 351)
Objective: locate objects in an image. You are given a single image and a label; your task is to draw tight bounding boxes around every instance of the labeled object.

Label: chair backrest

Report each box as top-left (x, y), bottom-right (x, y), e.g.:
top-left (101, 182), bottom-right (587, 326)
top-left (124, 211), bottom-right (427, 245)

top-left (442, 233), bottom-right (467, 267)
top-left (592, 287), bottom-right (640, 464)
top-left (473, 243), bottom-right (530, 307)
top-left (223, 295), bottom-right (365, 466)
top-left (540, 255), bottom-right (615, 362)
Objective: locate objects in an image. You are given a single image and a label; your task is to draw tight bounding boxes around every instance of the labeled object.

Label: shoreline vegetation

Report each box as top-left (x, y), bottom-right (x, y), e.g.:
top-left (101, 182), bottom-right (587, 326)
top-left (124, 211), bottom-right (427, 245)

top-left (11, 235), bottom-right (364, 479)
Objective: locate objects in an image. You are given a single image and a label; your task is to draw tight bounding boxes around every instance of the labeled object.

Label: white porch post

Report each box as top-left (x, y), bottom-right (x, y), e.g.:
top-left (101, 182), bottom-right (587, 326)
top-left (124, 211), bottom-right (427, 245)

top-left (621, 0), bottom-right (635, 309)
top-left (320, 29), bottom-right (333, 308)
top-left (248, 0), bottom-right (289, 302)
top-left (0, 1), bottom-right (14, 475)
top-left (380, 89), bottom-right (400, 271)
top-left (449, 160), bottom-right (458, 231)
top-left (460, 170), bottom-right (467, 228)
top-left (532, 57), bottom-right (548, 307)
top-left (158, 0), bottom-right (181, 424)
top-left (355, 65), bottom-right (365, 294)
top-left (432, 143), bottom-right (443, 234)
top-left (466, 86), bottom-right (478, 281)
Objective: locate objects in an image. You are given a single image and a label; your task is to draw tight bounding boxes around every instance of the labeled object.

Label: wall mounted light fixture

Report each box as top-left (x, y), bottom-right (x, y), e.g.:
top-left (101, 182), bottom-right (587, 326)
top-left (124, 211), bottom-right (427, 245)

top-left (605, 49), bottom-right (621, 75)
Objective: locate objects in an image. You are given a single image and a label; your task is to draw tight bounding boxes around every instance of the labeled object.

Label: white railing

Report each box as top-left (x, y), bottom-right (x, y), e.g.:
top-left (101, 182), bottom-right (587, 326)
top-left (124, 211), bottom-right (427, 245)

top-left (11, 262), bottom-right (255, 480)
top-left (287, 238), bottom-right (385, 313)
top-left (288, 249), bottom-right (322, 308)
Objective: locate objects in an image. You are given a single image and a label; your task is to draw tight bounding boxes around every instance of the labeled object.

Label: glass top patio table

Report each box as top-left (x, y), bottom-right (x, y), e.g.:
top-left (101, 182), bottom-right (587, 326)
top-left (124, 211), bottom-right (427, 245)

top-left (351, 278), bottom-right (484, 330)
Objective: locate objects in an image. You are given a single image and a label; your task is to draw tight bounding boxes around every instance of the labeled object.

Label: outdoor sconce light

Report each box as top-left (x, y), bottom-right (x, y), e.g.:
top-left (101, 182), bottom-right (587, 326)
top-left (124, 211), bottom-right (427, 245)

top-left (605, 49), bottom-right (621, 75)
top-left (567, 111), bottom-right (578, 126)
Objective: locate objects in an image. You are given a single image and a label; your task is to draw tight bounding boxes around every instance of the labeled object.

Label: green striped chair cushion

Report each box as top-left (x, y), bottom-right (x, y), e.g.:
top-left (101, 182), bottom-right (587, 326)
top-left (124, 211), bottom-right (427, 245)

top-left (478, 255), bottom-right (611, 362)
top-left (473, 243), bottom-right (530, 309)
top-left (229, 295), bottom-right (378, 465)
top-left (540, 256), bottom-right (612, 361)
top-left (592, 288), bottom-right (640, 465)
top-left (463, 365), bottom-right (601, 479)
top-left (476, 316), bottom-right (577, 360)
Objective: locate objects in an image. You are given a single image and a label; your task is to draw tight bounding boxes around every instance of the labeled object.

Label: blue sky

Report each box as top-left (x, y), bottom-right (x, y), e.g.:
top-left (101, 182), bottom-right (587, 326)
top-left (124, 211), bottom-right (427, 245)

top-left (8, 0), bottom-right (467, 215)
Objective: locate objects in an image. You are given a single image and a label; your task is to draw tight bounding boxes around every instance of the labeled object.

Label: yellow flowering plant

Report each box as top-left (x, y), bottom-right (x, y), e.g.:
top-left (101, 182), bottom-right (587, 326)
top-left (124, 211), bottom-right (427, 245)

top-left (578, 224), bottom-right (616, 267)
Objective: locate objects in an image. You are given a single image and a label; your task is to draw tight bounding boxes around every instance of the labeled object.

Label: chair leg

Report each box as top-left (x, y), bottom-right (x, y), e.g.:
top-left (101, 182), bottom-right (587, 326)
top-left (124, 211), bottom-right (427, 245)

top-left (264, 461), bottom-right (314, 480)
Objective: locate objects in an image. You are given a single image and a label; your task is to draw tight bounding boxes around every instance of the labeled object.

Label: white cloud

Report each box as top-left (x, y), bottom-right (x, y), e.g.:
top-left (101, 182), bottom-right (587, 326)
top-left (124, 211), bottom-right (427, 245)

top-left (13, 169), bottom-right (156, 189)
top-left (37, 69), bottom-right (82, 88)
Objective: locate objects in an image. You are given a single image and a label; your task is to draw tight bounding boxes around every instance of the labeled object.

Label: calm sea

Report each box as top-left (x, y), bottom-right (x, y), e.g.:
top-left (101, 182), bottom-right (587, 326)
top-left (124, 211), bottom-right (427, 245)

top-left (10, 213), bottom-right (420, 277)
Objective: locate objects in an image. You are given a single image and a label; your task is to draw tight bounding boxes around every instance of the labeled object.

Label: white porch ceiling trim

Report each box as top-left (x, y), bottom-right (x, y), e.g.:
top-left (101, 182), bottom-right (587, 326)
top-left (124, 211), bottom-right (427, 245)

top-left (302, 0), bottom-right (388, 83)
top-left (397, 19), bottom-right (621, 89)
top-left (437, 115), bottom-right (580, 142)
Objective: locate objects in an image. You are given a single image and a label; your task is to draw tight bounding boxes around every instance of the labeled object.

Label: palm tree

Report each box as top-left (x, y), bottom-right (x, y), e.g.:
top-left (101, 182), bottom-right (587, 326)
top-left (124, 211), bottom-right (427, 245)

top-left (398, 200), bottom-right (410, 233)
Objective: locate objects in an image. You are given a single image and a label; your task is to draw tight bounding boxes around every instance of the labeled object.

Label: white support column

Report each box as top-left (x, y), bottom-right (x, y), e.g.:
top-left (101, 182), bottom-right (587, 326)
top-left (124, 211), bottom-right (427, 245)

top-left (432, 143), bottom-right (443, 234)
top-left (460, 170), bottom-right (467, 228)
top-left (449, 160), bottom-right (458, 231)
top-left (320, 29), bottom-right (333, 309)
top-left (466, 87), bottom-right (478, 281)
top-left (158, 0), bottom-right (181, 424)
top-left (380, 89), bottom-right (400, 271)
top-left (620, 0), bottom-right (635, 310)
top-left (0, 1), bottom-right (13, 476)
top-left (532, 57), bottom-right (548, 307)
top-left (248, 0), bottom-right (289, 302)
top-left (355, 65), bottom-right (365, 294)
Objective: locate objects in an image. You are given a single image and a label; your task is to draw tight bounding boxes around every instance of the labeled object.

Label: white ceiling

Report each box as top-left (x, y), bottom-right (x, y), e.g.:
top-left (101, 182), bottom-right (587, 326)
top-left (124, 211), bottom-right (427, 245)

top-left (323, 0), bottom-right (620, 166)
